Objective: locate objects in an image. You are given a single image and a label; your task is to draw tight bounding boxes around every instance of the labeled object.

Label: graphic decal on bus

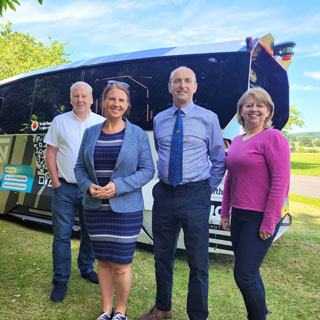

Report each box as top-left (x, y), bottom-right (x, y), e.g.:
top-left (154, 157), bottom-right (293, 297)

top-left (209, 177), bottom-right (224, 223)
top-left (32, 135), bottom-right (51, 186)
top-left (0, 164), bottom-right (34, 192)
top-left (0, 138), bottom-right (10, 164)
top-left (31, 120), bottom-right (52, 132)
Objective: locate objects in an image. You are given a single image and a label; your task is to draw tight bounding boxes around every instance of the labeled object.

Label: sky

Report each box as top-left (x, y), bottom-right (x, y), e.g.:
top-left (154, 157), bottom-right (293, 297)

top-left (2, 0), bottom-right (320, 133)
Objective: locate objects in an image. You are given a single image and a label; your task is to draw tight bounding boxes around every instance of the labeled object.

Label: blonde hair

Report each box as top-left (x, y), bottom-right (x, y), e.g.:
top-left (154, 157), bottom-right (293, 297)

top-left (236, 87), bottom-right (274, 130)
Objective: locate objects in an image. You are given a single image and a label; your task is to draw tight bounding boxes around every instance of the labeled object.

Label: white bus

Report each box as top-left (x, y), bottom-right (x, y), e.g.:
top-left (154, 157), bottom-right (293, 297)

top-left (0, 33), bottom-right (294, 254)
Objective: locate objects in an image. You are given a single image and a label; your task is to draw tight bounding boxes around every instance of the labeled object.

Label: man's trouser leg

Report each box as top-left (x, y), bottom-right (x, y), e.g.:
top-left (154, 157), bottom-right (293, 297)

top-left (179, 180), bottom-right (211, 320)
top-left (152, 181), bottom-right (181, 311)
top-left (51, 182), bottom-right (76, 284)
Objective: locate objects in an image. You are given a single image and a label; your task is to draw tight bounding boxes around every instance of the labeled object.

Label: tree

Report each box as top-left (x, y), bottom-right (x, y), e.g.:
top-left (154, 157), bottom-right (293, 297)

top-left (314, 139), bottom-right (320, 147)
top-left (282, 105), bottom-right (305, 136)
top-left (0, 0), bottom-right (43, 17)
top-left (287, 134), bottom-right (297, 142)
top-left (0, 22), bottom-right (70, 81)
top-left (299, 136), bottom-right (313, 147)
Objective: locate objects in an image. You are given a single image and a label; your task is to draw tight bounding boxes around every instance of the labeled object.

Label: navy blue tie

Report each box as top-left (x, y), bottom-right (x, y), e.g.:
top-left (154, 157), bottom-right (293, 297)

top-left (168, 109), bottom-right (183, 187)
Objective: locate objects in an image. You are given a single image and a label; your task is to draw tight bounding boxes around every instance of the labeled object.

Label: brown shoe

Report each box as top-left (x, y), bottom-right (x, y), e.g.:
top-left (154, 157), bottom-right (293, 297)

top-left (138, 306), bottom-right (172, 320)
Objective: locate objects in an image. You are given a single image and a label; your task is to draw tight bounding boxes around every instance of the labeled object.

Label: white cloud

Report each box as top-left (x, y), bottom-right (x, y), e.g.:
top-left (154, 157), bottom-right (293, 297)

top-left (305, 72), bottom-right (320, 81)
top-left (113, 0), bottom-right (160, 10)
top-left (3, 1), bottom-right (109, 23)
top-left (297, 51), bottom-right (320, 59)
top-left (0, 1), bottom-right (275, 41)
top-left (291, 84), bottom-right (320, 91)
top-left (283, 13), bottom-right (320, 37)
top-left (1, 0), bottom-right (319, 61)
top-left (309, 51), bottom-right (320, 57)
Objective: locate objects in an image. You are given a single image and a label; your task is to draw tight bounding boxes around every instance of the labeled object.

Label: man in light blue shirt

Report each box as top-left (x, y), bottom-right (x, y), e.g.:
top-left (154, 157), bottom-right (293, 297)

top-left (139, 67), bottom-right (226, 320)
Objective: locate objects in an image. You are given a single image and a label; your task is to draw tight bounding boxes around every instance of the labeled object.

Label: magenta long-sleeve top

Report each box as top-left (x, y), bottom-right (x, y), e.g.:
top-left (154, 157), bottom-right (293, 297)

top-left (221, 129), bottom-right (290, 234)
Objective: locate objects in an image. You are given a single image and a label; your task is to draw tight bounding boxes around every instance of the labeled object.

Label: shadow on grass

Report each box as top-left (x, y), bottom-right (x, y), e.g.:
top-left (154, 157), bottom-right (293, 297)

top-left (291, 161), bottom-right (320, 170)
top-left (136, 239), bottom-right (234, 268)
top-left (1, 215), bottom-right (235, 267)
top-left (173, 248), bottom-right (234, 266)
top-left (291, 212), bottom-right (320, 224)
top-left (0, 214), bottom-right (80, 238)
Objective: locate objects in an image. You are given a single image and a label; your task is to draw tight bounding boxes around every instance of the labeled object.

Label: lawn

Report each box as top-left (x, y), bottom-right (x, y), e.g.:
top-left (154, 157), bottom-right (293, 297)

top-left (291, 153), bottom-right (320, 176)
top-left (0, 196), bottom-right (319, 320)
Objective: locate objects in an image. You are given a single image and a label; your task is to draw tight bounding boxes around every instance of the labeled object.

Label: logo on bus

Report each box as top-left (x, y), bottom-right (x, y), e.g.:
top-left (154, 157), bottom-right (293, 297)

top-left (31, 121), bottom-right (39, 131)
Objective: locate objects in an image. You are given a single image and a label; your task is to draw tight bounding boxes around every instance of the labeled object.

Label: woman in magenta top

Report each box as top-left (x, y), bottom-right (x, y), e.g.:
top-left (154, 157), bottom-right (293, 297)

top-left (221, 87), bottom-right (290, 320)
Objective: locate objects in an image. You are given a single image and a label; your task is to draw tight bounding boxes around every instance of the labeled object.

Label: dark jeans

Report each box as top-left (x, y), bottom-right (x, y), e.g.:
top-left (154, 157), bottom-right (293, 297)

top-left (51, 179), bottom-right (95, 284)
top-left (152, 180), bottom-right (211, 320)
top-left (231, 208), bottom-right (280, 320)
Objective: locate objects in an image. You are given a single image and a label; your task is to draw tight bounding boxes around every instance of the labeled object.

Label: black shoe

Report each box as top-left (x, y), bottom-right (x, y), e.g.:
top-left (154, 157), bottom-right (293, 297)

top-left (50, 282), bottom-right (67, 302)
top-left (81, 271), bottom-right (99, 284)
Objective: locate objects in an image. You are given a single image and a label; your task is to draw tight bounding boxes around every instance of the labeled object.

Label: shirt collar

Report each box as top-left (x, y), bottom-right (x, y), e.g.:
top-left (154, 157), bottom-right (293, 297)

top-left (72, 110), bottom-right (92, 121)
top-left (171, 101), bottom-right (195, 116)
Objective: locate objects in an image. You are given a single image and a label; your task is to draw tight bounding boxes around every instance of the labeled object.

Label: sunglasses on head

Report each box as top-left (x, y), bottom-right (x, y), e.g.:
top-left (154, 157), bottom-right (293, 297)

top-left (107, 80), bottom-right (130, 88)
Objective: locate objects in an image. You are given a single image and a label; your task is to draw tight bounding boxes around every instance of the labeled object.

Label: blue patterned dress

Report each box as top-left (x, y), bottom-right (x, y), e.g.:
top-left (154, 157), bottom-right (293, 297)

top-left (83, 129), bottom-right (143, 264)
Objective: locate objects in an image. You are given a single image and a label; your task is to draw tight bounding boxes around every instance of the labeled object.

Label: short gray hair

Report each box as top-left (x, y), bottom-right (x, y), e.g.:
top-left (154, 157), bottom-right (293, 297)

top-left (70, 81), bottom-right (93, 98)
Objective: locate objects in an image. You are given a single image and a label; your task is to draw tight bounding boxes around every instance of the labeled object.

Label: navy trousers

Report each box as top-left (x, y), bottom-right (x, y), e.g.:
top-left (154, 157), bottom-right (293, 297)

top-left (231, 207), bottom-right (280, 320)
top-left (152, 180), bottom-right (211, 320)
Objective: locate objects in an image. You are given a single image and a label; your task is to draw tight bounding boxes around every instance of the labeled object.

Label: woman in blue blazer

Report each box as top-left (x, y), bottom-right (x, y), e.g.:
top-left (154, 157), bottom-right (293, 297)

top-left (74, 81), bottom-right (155, 320)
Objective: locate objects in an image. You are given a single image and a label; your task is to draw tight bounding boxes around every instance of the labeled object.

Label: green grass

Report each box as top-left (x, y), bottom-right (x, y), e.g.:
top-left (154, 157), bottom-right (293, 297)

top-left (291, 153), bottom-right (320, 176)
top-left (290, 194), bottom-right (320, 209)
top-left (1, 196), bottom-right (320, 320)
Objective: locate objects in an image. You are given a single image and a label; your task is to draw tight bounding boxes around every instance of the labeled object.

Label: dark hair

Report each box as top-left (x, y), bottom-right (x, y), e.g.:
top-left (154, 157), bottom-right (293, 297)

top-left (101, 81), bottom-right (131, 117)
top-left (236, 87), bottom-right (275, 130)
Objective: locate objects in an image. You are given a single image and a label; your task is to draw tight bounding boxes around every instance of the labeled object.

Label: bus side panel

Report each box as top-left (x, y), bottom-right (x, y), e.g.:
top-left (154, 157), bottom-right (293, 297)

top-left (0, 135), bottom-right (19, 213)
top-left (0, 134), bottom-right (52, 215)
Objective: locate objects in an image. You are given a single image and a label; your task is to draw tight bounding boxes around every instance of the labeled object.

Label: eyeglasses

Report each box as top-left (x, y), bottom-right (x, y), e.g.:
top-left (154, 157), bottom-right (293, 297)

top-left (107, 80), bottom-right (130, 88)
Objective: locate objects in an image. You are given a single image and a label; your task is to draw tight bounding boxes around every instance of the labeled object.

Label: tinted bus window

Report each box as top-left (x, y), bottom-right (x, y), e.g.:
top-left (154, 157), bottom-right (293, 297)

top-left (0, 79), bottom-right (35, 134)
top-left (31, 70), bottom-right (83, 133)
top-left (84, 62), bottom-right (155, 130)
top-left (84, 52), bottom-right (250, 130)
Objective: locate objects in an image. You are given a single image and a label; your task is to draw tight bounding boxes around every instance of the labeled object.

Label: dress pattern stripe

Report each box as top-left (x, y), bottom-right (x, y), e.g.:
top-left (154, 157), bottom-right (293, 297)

top-left (83, 129), bottom-right (143, 264)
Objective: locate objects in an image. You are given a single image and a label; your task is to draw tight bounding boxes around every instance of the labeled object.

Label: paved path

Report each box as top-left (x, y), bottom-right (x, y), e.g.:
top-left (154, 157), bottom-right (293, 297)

top-left (290, 174), bottom-right (320, 198)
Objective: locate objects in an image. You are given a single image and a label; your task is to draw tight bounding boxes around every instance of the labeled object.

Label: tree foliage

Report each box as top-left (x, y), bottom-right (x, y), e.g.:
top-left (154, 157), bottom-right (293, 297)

top-left (0, 0), bottom-right (43, 17)
top-left (299, 136), bottom-right (313, 147)
top-left (0, 22), bottom-right (70, 81)
top-left (282, 105), bottom-right (305, 136)
top-left (313, 139), bottom-right (320, 147)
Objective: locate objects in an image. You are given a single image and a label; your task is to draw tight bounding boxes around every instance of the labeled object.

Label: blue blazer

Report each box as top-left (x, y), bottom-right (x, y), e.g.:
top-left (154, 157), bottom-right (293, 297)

top-left (74, 119), bottom-right (155, 213)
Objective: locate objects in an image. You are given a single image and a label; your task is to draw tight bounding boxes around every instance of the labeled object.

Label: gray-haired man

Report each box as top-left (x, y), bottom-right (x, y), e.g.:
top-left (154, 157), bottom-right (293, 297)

top-left (45, 81), bottom-right (105, 302)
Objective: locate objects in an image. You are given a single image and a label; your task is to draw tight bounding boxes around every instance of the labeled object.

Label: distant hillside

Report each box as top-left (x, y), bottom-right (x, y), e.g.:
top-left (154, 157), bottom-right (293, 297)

top-left (290, 132), bottom-right (320, 138)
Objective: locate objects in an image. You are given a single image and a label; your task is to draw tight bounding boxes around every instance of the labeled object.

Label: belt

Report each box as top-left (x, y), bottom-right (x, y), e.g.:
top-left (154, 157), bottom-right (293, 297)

top-left (159, 179), bottom-right (208, 189)
top-left (59, 177), bottom-right (77, 186)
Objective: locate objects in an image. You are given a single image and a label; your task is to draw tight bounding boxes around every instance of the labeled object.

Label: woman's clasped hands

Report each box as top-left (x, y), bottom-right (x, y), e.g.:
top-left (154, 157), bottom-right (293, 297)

top-left (89, 182), bottom-right (116, 199)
